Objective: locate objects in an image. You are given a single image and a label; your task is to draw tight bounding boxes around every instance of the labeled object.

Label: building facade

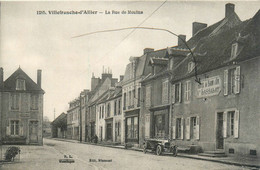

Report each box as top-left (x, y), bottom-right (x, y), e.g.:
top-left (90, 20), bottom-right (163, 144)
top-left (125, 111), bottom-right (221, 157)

top-left (169, 4), bottom-right (260, 157)
top-left (67, 98), bottom-right (80, 140)
top-left (0, 67), bottom-right (44, 145)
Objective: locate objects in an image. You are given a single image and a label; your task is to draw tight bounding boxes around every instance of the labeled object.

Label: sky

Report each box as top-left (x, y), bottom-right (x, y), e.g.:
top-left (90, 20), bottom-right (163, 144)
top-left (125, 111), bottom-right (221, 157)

top-left (1, 1), bottom-right (259, 121)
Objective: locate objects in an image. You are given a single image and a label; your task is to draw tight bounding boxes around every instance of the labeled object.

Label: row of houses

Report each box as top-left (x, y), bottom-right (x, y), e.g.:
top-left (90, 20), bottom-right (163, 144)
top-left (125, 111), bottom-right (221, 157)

top-left (52, 3), bottom-right (260, 158)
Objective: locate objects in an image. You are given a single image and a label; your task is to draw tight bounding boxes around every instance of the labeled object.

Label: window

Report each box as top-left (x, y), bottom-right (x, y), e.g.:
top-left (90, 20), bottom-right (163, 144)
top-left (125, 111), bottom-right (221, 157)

top-left (132, 89), bottom-right (135, 107)
top-left (11, 93), bottom-right (20, 110)
top-left (118, 99), bottom-right (121, 115)
top-left (99, 106), bottom-right (101, 119)
top-left (223, 110), bottom-right (239, 138)
top-left (162, 80), bottom-right (169, 104)
top-left (137, 88), bottom-right (141, 107)
top-left (190, 117), bottom-right (197, 139)
top-left (188, 62), bottom-right (195, 73)
top-left (10, 120), bottom-right (19, 135)
top-left (231, 43), bottom-right (238, 60)
top-left (154, 114), bottom-right (166, 138)
top-left (126, 117), bottom-right (138, 139)
top-left (172, 83), bottom-right (182, 103)
top-left (185, 81), bottom-right (191, 101)
top-left (128, 91), bottom-right (131, 107)
top-left (16, 79), bottom-right (26, 90)
top-left (102, 105), bottom-right (104, 118)
top-left (229, 111), bottom-right (235, 136)
top-left (224, 66), bottom-right (240, 95)
top-left (107, 103), bottom-right (110, 117)
top-left (176, 118), bottom-right (182, 139)
top-left (114, 100), bottom-right (117, 115)
top-left (31, 94), bottom-right (39, 110)
top-left (123, 93), bottom-right (126, 110)
top-left (145, 86), bottom-right (151, 107)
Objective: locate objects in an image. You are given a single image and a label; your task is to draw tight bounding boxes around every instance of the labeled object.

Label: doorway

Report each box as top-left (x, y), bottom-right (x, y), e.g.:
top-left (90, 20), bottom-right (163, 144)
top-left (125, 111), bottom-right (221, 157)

top-left (216, 112), bottom-right (224, 149)
top-left (106, 123), bottom-right (112, 140)
top-left (29, 121), bottom-right (38, 143)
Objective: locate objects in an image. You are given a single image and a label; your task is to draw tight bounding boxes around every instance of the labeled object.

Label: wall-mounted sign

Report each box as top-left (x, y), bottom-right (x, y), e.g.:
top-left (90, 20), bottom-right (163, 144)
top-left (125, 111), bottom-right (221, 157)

top-left (197, 76), bottom-right (221, 98)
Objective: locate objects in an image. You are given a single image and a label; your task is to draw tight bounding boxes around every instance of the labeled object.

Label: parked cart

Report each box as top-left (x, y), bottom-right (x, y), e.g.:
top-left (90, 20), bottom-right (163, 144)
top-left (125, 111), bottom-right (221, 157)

top-left (143, 138), bottom-right (177, 156)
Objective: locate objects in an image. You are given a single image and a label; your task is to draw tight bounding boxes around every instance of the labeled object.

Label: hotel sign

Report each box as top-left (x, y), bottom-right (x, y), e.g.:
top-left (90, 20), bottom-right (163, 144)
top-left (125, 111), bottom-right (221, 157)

top-left (197, 76), bottom-right (221, 98)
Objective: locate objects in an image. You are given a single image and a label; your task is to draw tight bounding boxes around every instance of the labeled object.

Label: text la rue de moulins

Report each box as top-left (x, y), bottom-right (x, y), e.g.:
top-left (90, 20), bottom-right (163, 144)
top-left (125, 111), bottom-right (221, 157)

top-left (37, 10), bottom-right (143, 15)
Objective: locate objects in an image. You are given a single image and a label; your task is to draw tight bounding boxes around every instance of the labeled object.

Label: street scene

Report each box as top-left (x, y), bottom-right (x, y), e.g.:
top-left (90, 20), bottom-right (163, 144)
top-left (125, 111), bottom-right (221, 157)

top-left (0, 1), bottom-right (260, 170)
top-left (0, 138), bottom-right (255, 170)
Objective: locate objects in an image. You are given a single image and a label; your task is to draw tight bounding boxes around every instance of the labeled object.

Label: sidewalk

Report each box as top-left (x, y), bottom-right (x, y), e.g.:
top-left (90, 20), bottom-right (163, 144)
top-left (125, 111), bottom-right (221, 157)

top-left (51, 138), bottom-right (260, 169)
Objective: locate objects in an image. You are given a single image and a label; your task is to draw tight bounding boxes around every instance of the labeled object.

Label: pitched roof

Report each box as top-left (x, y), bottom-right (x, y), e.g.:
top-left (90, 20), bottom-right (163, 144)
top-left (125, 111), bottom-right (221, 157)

top-left (122, 49), bottom-right (167, 83)
top-left (3, 67), bottom-right (44, 93)
top-left (171, 9), bottom-right (260, 83)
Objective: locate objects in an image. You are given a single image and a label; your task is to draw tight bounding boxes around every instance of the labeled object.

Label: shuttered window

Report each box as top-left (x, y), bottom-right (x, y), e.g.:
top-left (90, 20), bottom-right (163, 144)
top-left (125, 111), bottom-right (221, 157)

top-left (223, 110), bottom-right (239, 139)
top-left (11, 93), bottom-right (20, 110)
top-left (223, 66), bottom-right (241, 96)
top-left (31, 94), bottom-right (39, 110)
top-left (185, 81), bottom-right (191, 101)
top-left (162, 80), bottom-right (169, 104)
top-left (172, 83), bottom-right (182, 103)
top-left (145, 86), bottom-right (151, 107)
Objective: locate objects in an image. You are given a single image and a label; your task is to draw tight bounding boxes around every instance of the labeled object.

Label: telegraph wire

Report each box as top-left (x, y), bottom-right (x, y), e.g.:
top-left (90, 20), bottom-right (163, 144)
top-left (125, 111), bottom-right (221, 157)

top-left (72, 26), bottom-right (201, 84)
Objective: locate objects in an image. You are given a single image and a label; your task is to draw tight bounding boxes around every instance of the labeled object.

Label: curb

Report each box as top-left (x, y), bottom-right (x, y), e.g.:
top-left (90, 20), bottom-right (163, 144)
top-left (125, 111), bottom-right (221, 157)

top-left (49, 138), bottom-right (260, 169)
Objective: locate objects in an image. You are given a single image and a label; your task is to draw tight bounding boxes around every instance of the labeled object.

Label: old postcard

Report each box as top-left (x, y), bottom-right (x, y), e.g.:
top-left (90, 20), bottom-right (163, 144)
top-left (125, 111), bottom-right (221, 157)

top-left (0, 1), bottom-right (259, 170)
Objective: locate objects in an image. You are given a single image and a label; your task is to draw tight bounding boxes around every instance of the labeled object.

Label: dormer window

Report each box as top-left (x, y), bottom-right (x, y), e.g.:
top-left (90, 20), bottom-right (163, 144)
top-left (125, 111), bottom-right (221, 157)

top-left (16, 79), bottom-right (26, 90)
top-left (231, 43), bottom-right (238, 60)
top-left (188, 61), bottom-right (195, 73)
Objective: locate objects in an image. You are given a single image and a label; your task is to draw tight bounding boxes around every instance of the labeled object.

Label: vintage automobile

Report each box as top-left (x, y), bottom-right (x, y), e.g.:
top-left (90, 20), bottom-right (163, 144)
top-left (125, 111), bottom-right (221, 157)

top-left (143, 138), bottom-right (178, 156)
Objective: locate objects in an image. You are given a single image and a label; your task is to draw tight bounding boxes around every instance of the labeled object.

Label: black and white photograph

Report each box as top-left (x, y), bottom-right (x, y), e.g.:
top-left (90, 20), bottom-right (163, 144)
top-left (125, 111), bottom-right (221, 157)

top-left (0, 1), bottom-right (259, 169)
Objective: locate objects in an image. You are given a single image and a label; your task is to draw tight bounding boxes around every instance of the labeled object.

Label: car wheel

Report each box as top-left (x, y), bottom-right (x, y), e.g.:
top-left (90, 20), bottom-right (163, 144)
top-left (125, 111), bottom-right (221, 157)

top-left (156, 145), bottom-right (162, 156)
top-left (172, 146), bottom-right (178, 157)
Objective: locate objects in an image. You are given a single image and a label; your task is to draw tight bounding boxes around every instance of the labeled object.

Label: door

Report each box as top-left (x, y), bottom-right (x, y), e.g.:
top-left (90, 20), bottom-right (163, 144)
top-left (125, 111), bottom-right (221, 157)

top-left (29, 121), bottom-right (38, 143)
top-left (106, 123), bottom-right (112, 140)
top-left (216, 113), bottom-right (224, 149)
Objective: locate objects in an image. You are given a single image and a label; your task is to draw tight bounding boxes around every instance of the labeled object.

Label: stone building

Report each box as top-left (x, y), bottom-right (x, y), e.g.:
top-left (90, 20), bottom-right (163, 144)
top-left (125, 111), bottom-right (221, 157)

top-left (168, 4), bottom-right (260, 157)
top-left (0, 67), bottom-right (44, 145)
top-left (85, 70), bottom-right (118, 142)
top-left (51, 112), bottom-right (67, 139)
top-left (67, 98), bottom-right (80, 140)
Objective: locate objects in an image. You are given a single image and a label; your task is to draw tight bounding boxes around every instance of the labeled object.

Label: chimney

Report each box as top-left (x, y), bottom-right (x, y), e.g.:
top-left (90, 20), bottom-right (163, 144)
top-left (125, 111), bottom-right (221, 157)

top-left (143, 48), bottom-right (154, 54)
top-left (192, 22), bottom-right (207, 36)
top-left (178, 35), bottom-right (186, 47)
top-left (225, 3), bottom-right (235, 18)
top-left (37, 69), bottom-right (42, 88)
top-left (91, 76), bottom-right (100, 91)
top-left (120, 75), bottom-right (124, 81)
top-left (0, 67), bottom-right (3, 88)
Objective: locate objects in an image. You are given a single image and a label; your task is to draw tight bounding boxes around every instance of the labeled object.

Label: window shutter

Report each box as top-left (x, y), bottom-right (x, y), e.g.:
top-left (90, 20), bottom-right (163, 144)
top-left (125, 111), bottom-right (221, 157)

top-left (196, 116), bottom-right (200, 140)
top-left (186, 117), bottom-right (190, 140)
top-left (19, 124), bottom-right (23, 136)
top-left (179, 83), bottom-right (182, 103)
top-left (223, 112), bottom-right (227, 138)
top-left (165, 82), bottom-right (169, 103)
top-left (234, 110), bottom-right (239, 138)
top-left (181, 118), bottom-right (184, 140)
top-left (235, 66), bottom-right (240, 94)
top-left (224, 70), bottom-right (228, 96)
top-left (172, 84), bottom-right (175, 103)
top-left (172, 118), bottom-right (176, 139)
top-left (6, 126), bottom-right (10, 135)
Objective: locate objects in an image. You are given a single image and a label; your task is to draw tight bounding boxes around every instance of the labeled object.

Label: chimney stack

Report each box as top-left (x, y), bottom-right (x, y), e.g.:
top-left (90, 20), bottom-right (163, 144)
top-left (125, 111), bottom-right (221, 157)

top-left (37, 69), bottom-right (42, 88)
top-left (192, 22), bottom-right (207, 36)
top-left (0, 67), bottom-right (3, 88)
top-left (178, 35), bottom-right (186, 47)
top-left (143, 48), bottom-right (154, 55)
top-left (225, 3), bottom-right (235, 18)
top-left (120, 75), bottom-right (124, 81)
